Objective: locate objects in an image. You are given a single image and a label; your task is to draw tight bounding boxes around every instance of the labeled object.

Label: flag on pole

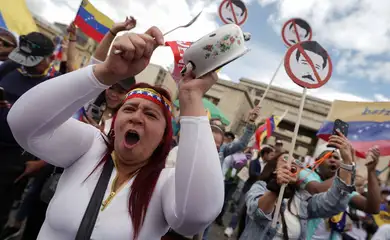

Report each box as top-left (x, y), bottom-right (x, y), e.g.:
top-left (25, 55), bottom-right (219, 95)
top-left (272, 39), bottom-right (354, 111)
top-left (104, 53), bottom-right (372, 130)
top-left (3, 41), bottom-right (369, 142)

top-left (254, 110), bottom-right (288, 149)
top-left (317, 100), bottom-right (390, 158)
top-left (0, 0), bottom-right (38, 35)
top-left (74, 0), bottom-right (114, 42)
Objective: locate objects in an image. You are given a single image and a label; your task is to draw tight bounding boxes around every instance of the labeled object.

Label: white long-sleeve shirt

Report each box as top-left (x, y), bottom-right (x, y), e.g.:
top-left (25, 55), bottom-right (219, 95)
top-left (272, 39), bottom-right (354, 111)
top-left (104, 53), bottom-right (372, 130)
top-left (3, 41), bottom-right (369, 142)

top-left (7, 65), bottom-right (224, 240)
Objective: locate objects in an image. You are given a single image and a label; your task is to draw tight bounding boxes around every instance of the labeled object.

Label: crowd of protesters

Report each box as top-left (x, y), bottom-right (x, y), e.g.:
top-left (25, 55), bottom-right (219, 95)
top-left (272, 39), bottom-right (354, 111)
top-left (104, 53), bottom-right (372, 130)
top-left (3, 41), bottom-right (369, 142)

top-left (0, 16), bottom-right (389, 240)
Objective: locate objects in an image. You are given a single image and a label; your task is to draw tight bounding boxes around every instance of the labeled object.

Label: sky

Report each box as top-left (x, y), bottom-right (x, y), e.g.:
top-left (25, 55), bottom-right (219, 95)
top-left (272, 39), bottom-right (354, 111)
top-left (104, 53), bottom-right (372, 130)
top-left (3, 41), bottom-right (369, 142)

top-left (25, 0), bottom-right (390, 102)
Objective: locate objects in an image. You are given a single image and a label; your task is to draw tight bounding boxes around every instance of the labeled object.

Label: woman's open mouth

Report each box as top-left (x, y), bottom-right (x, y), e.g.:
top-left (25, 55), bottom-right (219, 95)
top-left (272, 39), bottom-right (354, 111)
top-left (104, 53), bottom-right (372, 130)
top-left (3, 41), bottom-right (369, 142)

top-left (329, 165), bottom-right (338, 171)
top-left (124, 130), bottom-right (140, 149)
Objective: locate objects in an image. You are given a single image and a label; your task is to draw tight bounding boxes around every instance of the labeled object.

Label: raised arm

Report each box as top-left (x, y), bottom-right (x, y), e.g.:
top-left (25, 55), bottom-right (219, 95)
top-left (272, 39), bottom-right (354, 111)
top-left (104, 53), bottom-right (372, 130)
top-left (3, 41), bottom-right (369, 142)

top-left (307, 173), bottom-right (354, 219)
top-left (94, 17), bottom-right (136, 62)
top-left (220, 107), bottom-right (259, 159)
top-left (221, 124), bottom-right (255, 158)
top-left (161, 70), bottom-right (224, 235)
top-left (245, 181), bottom-right (277, 223)
top-left (7, 66), bottom-right (107, 168)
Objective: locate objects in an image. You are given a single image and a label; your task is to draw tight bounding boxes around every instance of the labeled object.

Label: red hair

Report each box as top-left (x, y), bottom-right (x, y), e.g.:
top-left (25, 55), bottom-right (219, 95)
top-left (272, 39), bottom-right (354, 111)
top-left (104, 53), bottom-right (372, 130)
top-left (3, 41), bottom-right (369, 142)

top-left (90, 83), bottom-right (173, 239)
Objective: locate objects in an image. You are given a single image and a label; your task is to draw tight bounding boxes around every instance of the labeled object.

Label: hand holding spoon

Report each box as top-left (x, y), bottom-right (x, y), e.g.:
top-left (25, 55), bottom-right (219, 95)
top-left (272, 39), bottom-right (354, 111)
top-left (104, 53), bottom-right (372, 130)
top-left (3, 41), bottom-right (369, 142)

top-left (113, 10), bottom-right (203, 55)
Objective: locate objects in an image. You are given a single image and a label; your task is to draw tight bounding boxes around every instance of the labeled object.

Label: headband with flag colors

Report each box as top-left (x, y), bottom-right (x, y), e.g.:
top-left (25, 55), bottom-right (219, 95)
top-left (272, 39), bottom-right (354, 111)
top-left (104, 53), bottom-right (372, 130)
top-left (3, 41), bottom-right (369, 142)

top-left (125, 88), bottom-right (173, 115)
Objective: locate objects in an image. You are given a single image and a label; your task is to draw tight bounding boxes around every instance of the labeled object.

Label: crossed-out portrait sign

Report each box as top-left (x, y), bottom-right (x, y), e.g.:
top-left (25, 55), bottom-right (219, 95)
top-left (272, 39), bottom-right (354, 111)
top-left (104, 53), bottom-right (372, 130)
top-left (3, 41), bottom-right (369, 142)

top-left (218, 0), bottom-right (248, 26)
top-left (284, 41), bottom-right (333, 89)
top-left (281, 18), bottom-right (312, 47)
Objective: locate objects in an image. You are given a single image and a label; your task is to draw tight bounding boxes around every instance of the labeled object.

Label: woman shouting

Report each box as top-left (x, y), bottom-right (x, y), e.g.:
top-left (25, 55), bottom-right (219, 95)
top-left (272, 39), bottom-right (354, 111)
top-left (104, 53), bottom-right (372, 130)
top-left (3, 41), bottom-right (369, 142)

top-left (7, 26), bottom-right (224, 240)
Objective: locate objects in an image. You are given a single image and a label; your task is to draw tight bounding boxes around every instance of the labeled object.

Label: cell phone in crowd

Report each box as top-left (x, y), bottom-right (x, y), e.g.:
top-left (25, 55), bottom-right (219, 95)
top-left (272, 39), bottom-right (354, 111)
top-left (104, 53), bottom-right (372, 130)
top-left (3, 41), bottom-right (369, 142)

top-left (0, 87), bottom-right (5, 101)
top-left (327, 119), bottom-right (349, 148)
top-left (88, 104), bottom-right (103, 123)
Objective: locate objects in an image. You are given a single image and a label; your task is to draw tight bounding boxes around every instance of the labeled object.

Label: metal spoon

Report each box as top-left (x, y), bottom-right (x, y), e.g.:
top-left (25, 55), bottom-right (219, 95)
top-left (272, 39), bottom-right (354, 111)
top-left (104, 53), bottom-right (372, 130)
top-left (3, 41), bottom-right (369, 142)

top-left (113, 10), bottom-right (203, 55)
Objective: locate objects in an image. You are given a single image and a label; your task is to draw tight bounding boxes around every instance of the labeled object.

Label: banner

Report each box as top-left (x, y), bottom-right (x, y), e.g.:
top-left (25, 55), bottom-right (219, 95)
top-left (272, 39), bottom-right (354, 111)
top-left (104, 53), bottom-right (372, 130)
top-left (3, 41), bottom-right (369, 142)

top-left (317, 100), bottom-right (390, 157)
top-left (165, 41), bottom-right (192, 83)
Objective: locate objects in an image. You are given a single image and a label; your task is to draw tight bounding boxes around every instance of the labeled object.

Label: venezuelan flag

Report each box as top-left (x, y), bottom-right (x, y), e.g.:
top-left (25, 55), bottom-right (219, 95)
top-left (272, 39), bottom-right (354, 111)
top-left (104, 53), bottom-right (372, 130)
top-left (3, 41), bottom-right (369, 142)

top-left (317, 100), bottom-right (390, 157)
top-left (0, 0), bottom-right (38, 35)
top-left (255, 114), bottom-right (285, 149)
top-left (74, 0), bottom-right (114, 42)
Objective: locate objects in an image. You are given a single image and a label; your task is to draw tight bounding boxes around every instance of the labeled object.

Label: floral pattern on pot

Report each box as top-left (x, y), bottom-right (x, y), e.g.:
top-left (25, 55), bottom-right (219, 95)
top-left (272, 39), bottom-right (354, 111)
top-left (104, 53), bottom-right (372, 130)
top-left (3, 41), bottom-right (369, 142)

top-left (203, 34), bottom-right (242, 59)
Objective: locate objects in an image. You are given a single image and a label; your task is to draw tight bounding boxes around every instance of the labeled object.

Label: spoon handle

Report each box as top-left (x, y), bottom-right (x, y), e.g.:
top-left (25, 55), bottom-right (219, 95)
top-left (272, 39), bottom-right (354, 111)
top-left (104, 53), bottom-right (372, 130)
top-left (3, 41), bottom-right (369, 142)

top-left (113, 29), bottom-right (172, 55)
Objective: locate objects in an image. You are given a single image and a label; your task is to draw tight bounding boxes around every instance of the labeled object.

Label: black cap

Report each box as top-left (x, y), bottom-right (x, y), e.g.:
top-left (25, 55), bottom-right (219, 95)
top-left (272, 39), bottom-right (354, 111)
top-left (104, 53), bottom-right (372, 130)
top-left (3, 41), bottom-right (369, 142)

top-left (8, 32), bottom-right (55, 67)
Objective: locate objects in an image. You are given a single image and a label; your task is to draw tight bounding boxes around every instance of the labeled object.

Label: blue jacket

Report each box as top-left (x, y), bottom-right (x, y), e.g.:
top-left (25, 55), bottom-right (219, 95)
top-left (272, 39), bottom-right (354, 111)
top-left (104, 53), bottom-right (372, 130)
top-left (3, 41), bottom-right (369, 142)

top-left (219, 123), bottom-right (256, 164)
top-left (239, 176), bottom-right (355, 240)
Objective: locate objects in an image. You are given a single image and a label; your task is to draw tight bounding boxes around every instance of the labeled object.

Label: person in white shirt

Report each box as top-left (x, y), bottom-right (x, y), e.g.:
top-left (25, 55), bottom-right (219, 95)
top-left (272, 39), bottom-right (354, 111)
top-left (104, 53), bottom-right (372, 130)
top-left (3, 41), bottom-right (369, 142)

top-left (7, 27), bottom-right (224, 240)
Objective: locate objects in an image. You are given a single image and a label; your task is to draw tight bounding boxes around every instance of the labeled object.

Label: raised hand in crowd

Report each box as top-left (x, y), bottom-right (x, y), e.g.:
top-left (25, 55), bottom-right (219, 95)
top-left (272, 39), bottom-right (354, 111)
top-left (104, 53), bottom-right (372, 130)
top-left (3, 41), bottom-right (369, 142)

top-left (94, 16), bottom-right (137, 62)
top-left (247, 106), bottom-right (260, 123)
top-left (94, 26), bottom-right (164, 85)
top-left (61, 21), bottom-right (78, 73)
top-left (67, 21), bottom-right (77, 36)
top-left (111, 16), bottom-right (137, 35)
top-left (328, 129), bottom-right (354, 164)
top-left (366, 146), bottom-right (380, 173)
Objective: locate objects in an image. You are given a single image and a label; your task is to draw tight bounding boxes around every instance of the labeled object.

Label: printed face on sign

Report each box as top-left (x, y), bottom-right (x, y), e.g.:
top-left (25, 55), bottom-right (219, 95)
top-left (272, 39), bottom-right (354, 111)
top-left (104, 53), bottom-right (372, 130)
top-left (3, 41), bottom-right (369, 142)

top-left (220, 0), bottom-right (247, 24)
top-left (282, 19), bottom-right (311, 46)
top-left (286, 41), bottom-right (332, 88)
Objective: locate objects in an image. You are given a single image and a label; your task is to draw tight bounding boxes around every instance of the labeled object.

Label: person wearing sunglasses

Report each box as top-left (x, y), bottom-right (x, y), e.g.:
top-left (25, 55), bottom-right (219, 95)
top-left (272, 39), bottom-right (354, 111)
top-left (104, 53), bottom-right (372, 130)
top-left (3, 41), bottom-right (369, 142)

top-left (0, 28), bottom-right (18, 65)
top-left (239, 145), bottom-right (356, 240)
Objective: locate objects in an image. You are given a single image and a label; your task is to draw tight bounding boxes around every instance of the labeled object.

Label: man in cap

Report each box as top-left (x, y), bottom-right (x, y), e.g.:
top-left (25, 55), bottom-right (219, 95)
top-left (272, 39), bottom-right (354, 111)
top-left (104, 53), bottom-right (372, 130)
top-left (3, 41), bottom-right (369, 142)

top-left (0, 31), bottom-right (56, 230)
top-left (0, 28), bottom-right (18, 65)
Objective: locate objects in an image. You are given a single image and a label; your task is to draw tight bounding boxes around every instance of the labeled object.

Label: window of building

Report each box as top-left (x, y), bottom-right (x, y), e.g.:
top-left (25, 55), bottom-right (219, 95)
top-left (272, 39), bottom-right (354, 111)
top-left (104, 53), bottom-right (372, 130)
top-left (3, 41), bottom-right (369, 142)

top-left (155, 69), bottom-right (166, 85)
top-left (255, 90), bottom-right (263, 97)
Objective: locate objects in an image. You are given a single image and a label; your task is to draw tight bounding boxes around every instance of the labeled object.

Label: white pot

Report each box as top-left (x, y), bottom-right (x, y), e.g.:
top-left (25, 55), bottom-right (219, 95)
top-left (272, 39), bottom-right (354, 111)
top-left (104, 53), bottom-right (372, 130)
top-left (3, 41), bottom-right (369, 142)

top-left (181, 24), bottom-right (251, 78)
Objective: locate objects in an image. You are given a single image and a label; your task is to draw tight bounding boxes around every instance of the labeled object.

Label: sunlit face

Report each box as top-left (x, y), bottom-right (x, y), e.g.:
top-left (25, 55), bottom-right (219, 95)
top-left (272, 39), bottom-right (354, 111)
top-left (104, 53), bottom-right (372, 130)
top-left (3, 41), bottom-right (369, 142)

top-left (297, 51), bottom-right (324, 83)
top-left (317, 151), bottom-right (341, 179)
top-left (105, 84), bottom-right (127, 109)
top-left (114, 98), bottom-right (167, 166)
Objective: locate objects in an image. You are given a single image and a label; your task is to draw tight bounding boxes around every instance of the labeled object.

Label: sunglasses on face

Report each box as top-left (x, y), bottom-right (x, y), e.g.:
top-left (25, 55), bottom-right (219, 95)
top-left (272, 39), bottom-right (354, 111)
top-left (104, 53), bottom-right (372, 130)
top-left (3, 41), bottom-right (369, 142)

top-left (0, 37), bottom-right (15, 48)
top-left (282, 155), bottom-right (305, 168)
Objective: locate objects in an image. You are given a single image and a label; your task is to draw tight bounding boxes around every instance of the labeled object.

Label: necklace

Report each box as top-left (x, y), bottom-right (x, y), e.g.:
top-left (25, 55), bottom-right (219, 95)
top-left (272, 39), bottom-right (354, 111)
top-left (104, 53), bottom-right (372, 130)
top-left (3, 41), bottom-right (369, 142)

top-left (101, 152), bottom-right (139, 211)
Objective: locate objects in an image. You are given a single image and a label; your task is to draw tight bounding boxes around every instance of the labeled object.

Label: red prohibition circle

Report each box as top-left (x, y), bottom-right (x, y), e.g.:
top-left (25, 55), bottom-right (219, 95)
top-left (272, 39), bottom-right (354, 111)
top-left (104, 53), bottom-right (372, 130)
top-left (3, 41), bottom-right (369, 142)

top-left (218, 0), bottom-right (248, 26)
top-left (284, 41), bottom-right (333, 89)
top-left (281, 18), bottom-right (312, 48)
